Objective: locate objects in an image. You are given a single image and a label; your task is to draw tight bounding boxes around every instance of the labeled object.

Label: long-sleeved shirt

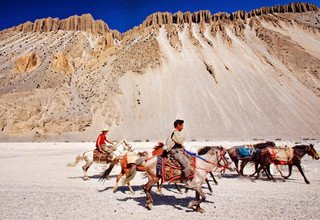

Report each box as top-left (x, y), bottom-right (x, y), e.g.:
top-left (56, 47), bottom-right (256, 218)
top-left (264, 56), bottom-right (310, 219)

top-left (165, 130), bottom-right (185, 151)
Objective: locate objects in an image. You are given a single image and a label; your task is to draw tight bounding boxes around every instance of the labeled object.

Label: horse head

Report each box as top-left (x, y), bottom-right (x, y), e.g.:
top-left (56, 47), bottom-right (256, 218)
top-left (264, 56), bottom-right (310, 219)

top-left (308, 144), bottom-right (319, 160)
top-left (112, 139), bottom-right (134, 157)
top-left (197, 146), bottom-right (222, 170)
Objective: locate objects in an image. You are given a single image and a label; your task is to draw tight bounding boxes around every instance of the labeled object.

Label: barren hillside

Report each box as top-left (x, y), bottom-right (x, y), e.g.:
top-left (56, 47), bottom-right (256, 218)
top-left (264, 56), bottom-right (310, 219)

top-left (0, 3), bottom-right (319, 141)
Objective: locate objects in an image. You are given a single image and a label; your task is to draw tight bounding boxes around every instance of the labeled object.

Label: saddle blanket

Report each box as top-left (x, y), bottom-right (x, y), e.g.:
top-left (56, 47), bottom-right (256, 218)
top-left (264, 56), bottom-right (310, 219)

top-left (156, 155), bottom-right (196, 183)
top-left (236, 146), bottom-right (256, 159)
top-left (93, 150), bottom-right (112, 163)
top-left (269, 147), bottom-right (294, 165)
top-left (127, 152), bottom-right (140, 164)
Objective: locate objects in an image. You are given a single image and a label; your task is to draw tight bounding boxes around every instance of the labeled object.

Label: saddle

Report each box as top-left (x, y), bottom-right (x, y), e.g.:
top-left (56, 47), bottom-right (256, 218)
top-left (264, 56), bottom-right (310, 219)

top-left (156, 154), bottom-right (196, 183)
top-left (93, 149), bottom-right (112, 163)
top-left (236, 146), bottom-right (258, 159)
top-left (269, 146), bottom-right (294, 165)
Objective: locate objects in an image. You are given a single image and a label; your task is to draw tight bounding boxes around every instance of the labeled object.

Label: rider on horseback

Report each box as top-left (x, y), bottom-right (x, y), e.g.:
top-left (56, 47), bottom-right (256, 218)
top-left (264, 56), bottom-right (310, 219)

top-left (165, 119), bottom-right (192, 185)
top-left (96, 128), bottom-right (115, 154)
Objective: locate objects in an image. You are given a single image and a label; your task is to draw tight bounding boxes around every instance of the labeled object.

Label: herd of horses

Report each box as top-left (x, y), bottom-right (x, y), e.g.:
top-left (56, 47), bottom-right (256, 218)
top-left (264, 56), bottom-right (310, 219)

top-left (67, 140), bottom-right (319, 213)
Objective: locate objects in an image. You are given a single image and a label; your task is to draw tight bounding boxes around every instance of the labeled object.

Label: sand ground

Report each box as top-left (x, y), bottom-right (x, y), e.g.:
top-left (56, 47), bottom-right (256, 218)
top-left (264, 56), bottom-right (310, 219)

top-left (0, 142), bottom-right (319, 219)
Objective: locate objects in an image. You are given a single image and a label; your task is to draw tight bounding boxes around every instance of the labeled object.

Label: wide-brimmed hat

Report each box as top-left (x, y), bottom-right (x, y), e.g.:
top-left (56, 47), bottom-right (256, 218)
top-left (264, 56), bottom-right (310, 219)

top-left (101, 128), bottom-right (109, 132)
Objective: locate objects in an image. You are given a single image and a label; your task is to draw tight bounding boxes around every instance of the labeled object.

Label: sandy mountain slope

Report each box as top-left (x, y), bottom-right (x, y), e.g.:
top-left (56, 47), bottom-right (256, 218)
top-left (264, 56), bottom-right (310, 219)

top-left (0, 3), bottom-right (319, 141)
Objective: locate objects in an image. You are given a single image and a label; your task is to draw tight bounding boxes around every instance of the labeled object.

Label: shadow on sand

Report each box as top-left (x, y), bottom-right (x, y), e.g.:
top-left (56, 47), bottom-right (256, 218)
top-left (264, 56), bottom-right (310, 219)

top-left (67, 174), bottom-right (118, 180)
top-left (116, 191), bottom-right (214, 211)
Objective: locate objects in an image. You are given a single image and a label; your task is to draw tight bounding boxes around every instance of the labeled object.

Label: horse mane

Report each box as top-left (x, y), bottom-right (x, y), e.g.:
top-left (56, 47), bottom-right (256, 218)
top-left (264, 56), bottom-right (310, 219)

top-left (254, 141), bottom-right (276, 149)
top-left (198, 146), bottom-right (212, 155)
top-left (293, 144), bottom-right (309, 149)
top-left (153, 142), bottom-right (164, 150)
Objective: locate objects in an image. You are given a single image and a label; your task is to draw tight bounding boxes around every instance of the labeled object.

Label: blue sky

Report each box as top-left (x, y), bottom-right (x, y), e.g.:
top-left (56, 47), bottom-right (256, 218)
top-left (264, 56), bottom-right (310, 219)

top-left (1, 0), bottom-right (319, 32)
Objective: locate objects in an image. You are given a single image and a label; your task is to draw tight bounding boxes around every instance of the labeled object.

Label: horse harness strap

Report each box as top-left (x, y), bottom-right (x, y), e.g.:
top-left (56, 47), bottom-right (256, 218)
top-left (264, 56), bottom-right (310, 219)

top-left (185, 150), bottom-right (228, 170)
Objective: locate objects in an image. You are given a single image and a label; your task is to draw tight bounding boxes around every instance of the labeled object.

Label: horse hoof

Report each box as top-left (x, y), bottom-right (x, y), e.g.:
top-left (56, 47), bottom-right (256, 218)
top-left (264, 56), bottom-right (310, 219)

top-left (83, 176), bottom-right (89, 181)
top-left (146, 203), bottom-right (153, 210)
top-left (306, 181), bottom-right (310, 184)
top-left (131, 191), bottom-right (135, 195)
top-left (187, 201), bottom-right (195, 208)
top-left (112, 187), bottom-right (118, 193)
top-left (196, 207), bottom-right (205, 213)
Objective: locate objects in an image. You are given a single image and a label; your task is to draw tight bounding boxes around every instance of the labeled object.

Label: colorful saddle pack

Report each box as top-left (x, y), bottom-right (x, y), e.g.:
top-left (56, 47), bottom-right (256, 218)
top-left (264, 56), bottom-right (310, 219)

top-left (268, 146), bottom-right (294, 165)
top-left (93, 149), bottom-right (112, 163)
top-left (236, 146), bottom-right (260, 159)
top-left (156, 155), bottom-right (196, 183)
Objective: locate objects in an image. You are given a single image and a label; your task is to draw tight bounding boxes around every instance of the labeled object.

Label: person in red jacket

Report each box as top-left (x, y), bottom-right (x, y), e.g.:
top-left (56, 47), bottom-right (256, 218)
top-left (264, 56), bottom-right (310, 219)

top-left (96, 128), bottom-right (114, 153)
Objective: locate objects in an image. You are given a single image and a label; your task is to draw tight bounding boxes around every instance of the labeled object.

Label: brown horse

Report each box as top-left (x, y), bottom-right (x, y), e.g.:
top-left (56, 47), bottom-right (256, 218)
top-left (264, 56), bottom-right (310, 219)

top-left (100, 143), bottom-right (176, 194)
top-left (100, 151), bottom-right (149, 194)
top-left (101, 143), bottom-right (203, 194)
top-left (125, 146), bottom-right (224, 213)
top-left (255, 144), bottom-right (319, 184)
top-left (227, 141), bottom-right (276, 176)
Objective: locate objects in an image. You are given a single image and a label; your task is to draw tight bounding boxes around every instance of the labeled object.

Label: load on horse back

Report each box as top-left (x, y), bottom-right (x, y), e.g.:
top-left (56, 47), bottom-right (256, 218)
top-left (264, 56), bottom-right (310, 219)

top-left (100, 142), bottom-right (171, 194)
top-left (227, 141), bottom-right (276, 176)
top-left (123, 146), bottom-right (228, 213)
top-left (67, 139), bottom-right (132, 180)
top-left (100, 149), bottom-right (151, 194)
top-left (254, 144), bottom-right (319, 184)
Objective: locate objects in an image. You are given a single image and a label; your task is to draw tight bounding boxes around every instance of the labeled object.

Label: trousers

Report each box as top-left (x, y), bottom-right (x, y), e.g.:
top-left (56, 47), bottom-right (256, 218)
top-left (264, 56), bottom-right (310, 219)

top-left (169, 149), bottom-right (191, 176)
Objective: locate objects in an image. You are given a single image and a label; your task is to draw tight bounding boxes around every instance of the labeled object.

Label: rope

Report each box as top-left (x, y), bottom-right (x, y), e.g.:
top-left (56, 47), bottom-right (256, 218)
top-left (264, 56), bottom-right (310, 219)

top-left (184, 150), bottom-right (228, 169)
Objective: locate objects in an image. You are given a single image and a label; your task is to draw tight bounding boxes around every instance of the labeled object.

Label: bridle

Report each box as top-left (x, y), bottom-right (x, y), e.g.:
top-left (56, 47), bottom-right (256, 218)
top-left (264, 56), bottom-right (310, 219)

top-left (185, 149), bottom-right (229, 171)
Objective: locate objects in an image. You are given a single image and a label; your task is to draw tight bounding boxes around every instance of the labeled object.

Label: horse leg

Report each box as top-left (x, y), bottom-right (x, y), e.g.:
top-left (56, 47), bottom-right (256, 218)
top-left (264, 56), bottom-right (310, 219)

top-left (264, 165), bottom-right (276, 182)
top-left (174, 183), bottom-right (183, 194)
top-left (82, 157), bottom-right (93, 181)
top-left (234, 160), bottom-right (241, 175)
top-left (284, 165), bottom-right (293, 179)
top-left (188, 191), bottom-right (199, 209)
top-left (240, 161), bottom-right (248, 176)
top-left (205, 178), bottom-right (212, 194)
top-left (263, 164), bottom-right (272, 179)
top-left (274, 165), bottom-right (286, 182)
top-left (113, 171), bottom-right (124, 193)
top-left (143, 178), bottom-right (158, 210)
top-left (255, 165), bottom-right (263, 179)
top-left (250, 162), bottom-right (259, 177)
top-left (127, 181), bottom-right (135, 194)
top-left (156, 181), bottom-right (163, 195)
top-left (209, 172), bottom-right (218, 185)
top-left (194, 186), bottom-right (206, 213)
top-left (295, 163), bottom-right (310, 184)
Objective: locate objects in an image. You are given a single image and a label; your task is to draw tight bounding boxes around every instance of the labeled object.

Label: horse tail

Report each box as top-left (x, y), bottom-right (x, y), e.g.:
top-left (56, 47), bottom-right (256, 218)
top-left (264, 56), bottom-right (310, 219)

top-left (67, 154), bottom-right (84, 167)
top-left (153, 142), bottom-right (164, 150)
top-left (122, 166), bottom-right (138, 185)
top-left (100, 157), bottom-right (120, 181)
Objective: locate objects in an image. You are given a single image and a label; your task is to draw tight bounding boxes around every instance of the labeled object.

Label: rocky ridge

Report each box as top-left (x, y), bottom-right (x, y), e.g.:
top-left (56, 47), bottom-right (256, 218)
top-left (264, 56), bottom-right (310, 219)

top-left (0, 2), bottom-right (319, 141)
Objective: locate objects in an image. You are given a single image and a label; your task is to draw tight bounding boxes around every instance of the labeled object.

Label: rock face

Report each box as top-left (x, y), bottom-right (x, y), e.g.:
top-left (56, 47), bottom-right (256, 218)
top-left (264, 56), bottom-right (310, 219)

top-left (0, 2), bottom-right (319, 141)
top-left (2, 14), bottom-right (112, 35)
top-left (15, 53), bottom-right (41, 73)
top-left (52, 53), bottom-right (74, 74)
top-left (139, 2), bottom-right (318, 28)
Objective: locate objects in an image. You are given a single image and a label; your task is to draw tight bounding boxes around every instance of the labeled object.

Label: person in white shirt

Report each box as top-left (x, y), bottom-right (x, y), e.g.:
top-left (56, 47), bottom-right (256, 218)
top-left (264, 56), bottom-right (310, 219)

top-left (165, 119), bottom-right (192, 183)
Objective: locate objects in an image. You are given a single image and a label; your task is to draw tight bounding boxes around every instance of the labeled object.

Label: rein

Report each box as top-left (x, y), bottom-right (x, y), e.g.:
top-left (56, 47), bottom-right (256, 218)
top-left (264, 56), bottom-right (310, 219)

top-left (185, 150), bottom-right (228, 170)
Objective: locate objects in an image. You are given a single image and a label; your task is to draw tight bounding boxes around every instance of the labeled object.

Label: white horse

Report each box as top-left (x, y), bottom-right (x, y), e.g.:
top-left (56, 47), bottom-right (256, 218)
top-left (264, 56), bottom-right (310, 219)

top-left (67, 139), bottom-right (133, 180)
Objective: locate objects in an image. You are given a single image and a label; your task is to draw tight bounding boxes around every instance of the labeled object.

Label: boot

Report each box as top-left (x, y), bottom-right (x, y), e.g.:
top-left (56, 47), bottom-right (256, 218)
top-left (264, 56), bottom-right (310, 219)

top-left (181, 169), bottom-right (191, 183)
